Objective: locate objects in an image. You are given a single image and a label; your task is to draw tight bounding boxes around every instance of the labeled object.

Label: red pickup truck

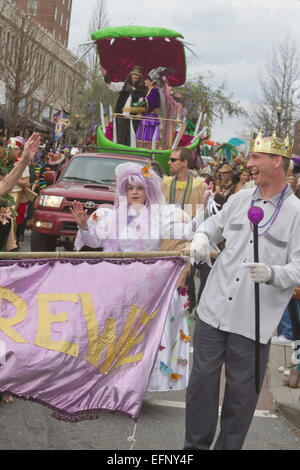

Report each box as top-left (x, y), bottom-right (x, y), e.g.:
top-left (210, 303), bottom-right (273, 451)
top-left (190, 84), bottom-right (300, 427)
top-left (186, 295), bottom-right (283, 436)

top-left (31, 151), bottom-right (148, 251)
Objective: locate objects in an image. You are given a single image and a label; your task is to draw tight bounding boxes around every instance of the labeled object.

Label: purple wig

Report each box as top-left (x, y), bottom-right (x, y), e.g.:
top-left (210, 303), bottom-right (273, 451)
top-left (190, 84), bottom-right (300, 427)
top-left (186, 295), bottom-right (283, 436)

top-left (292, 154), bottom-right (300, 166)
top-left (114, 162), bottom-right (165, 207)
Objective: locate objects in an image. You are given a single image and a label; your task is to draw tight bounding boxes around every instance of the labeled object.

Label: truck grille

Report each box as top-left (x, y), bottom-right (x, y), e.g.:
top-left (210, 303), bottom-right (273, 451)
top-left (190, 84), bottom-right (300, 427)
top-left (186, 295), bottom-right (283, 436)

top-left (66, 198), bottom-right (112, 204)
top-left (62, 206), bottom-right (96, 215)
top-left (60, 222), bottom-right (78, 232)
top-left (63, 200), bottom-right (113, 215)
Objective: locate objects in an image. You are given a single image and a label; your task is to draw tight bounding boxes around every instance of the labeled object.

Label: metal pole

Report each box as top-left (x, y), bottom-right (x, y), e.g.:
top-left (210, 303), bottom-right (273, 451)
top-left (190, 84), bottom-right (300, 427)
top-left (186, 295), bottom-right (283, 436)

top-left (130, 118), bottom-right (137, 147)
top-left (253, 223), bottom-right (260, 395)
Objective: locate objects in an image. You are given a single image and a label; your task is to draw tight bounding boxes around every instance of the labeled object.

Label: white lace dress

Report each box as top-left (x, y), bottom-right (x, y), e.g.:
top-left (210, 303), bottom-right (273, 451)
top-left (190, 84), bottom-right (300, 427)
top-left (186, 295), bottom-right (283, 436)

top-left (74, 204), bottom-right (192, 391)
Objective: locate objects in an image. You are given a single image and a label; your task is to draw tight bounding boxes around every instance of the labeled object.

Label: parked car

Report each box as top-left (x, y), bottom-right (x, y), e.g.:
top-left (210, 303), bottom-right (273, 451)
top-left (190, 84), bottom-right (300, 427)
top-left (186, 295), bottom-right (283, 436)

top-left (31, 151), bottom-right (148, 251)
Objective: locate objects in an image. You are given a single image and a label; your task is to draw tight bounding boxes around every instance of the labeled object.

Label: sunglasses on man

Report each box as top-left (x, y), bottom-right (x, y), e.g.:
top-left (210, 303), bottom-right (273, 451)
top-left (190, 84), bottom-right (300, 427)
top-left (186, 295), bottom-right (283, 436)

top-left (169, 157), bottom-right (182, 163)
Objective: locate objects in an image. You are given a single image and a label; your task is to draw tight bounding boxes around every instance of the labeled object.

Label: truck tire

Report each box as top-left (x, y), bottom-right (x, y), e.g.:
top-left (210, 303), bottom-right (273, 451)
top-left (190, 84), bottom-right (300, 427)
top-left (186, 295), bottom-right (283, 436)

top-left (31, 229), bottom-right (57, 252)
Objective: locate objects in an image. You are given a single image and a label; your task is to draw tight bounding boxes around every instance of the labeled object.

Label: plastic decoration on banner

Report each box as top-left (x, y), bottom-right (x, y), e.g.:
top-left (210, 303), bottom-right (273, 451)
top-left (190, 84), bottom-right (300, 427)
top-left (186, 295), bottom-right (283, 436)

top-left (54, 111), bottom-right (71, 143)
top-left (215, 137), bottom-right (245, 163)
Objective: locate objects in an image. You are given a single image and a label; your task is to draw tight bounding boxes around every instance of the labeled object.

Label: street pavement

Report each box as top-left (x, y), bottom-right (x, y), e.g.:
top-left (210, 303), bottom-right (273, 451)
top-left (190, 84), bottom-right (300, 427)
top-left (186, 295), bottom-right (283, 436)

top-left (0, 230), bottom-right (299, 450)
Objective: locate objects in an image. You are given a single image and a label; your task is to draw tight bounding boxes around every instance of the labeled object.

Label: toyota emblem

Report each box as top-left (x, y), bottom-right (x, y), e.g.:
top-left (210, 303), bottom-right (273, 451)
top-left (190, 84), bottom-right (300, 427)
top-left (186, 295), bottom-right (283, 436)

top-left (85, 201), bottom-right (95, 209)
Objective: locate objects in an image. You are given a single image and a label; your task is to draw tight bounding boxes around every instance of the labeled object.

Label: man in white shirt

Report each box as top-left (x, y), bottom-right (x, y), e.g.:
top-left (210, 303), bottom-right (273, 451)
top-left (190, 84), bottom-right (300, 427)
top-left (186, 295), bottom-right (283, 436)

top-left (185, 131), bottom-right (300, 450)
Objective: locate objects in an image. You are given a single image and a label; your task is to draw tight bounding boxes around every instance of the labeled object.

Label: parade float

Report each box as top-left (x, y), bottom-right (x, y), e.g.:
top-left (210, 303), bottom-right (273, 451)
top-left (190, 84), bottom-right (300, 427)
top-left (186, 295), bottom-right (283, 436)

top-left (89, 25), bottom-right (205, 174)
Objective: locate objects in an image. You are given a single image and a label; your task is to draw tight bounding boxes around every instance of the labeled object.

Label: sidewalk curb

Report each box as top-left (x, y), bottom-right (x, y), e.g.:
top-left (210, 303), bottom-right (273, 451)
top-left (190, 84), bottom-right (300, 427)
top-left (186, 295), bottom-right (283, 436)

top-left (268, 345), bottom-right (300, 431)
top-left (274, 401), bottom-right (300, 430)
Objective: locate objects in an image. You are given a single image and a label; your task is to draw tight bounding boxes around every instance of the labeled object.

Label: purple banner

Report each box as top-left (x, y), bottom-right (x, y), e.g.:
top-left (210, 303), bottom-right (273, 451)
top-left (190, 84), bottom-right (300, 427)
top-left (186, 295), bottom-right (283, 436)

top-left (0, 257), bottom-right (185, 421)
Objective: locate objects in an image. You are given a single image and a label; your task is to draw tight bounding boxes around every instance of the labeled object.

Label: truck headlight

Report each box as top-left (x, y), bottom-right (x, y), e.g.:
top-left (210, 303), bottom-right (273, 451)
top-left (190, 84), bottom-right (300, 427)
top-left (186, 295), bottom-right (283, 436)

top-left (38, 195), bottom-right (64, 208)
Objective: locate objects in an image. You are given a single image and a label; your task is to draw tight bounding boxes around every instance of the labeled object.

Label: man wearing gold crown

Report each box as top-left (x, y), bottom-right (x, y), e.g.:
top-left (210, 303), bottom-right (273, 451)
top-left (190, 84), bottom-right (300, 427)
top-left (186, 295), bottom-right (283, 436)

top-left (184, 131), bottom-right (300, 450)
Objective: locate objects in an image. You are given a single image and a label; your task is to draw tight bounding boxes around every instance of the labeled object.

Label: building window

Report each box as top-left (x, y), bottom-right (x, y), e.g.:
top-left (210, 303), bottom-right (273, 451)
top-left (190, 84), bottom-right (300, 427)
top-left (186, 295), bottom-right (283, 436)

top-left (60, 13), bottom-right (64, 27)
top-left (18, 98), bottom-right (27, 116)
top-left (54, 6), bottom-right (58, 21)
top-left (42, 106), bottom-right (51, 120)
top-left (28, 1), bottom-right (38, 15)
top-left (0, 81), bottom-right (6, 106)
top-left (32, 99), bottom-right (41, 119)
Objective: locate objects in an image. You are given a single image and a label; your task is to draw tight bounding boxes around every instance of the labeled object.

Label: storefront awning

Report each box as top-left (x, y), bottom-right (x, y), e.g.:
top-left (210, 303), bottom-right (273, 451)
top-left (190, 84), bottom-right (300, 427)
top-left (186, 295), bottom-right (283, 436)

top-left (26, 120), bottom-right (49, 133)
top-left (42, 118), bottom-right (55, 132)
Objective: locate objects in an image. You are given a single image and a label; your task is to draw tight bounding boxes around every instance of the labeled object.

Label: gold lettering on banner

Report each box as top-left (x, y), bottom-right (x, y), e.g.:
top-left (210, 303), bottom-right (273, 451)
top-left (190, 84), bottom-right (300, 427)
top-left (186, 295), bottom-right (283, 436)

top-left (80, 293), bottom-right (158, 375)
top-left (0, 287), bottom-right (28, 343)
top-left (99, 305), bottom-right (145, 375)
top-left (80, 293), bottom-right (117, 368)
top-left (34, 293), bottom-right (79, 357)
top-left (112, 308), bottom-right (159, 371)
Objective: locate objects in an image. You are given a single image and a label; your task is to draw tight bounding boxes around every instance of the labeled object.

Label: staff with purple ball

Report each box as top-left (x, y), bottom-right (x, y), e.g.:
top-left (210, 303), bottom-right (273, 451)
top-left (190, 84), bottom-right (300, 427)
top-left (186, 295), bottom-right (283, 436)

top-left (248, 205), bottom-right (265, 394)
top-left (185, 130), bottom-right (300, 450)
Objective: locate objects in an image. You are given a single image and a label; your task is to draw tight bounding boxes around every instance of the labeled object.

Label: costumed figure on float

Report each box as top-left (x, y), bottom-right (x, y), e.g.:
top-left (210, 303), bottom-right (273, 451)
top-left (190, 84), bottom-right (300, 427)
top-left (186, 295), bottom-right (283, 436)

top-left (101, 65), bottom-right (146, 147)
top-left (84, 25), bottom-right (203, 174)
top-left (136, 69), bottom-right (161, 149)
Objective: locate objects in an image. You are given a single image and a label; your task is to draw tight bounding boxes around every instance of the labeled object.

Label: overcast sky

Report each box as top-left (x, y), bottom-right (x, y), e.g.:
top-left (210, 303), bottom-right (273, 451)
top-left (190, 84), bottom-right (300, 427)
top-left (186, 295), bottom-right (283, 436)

top-left (68, 0), bottom-right (300, 143)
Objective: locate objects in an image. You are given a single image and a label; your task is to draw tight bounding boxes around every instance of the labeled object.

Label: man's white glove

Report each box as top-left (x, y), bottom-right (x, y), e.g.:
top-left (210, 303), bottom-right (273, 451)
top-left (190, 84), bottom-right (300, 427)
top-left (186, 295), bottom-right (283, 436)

top-left (190, 233), bottom-right (210, 264)
top-left (247, 263), bottom-right (272, 283)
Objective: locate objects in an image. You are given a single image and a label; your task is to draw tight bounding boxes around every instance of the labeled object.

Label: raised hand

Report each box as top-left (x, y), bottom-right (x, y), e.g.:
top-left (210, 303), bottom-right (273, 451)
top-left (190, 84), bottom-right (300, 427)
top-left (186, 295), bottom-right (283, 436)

top-left (70, 200), bottom-right (88, 231)
top-left (21, 133), bottom-right (41, 162)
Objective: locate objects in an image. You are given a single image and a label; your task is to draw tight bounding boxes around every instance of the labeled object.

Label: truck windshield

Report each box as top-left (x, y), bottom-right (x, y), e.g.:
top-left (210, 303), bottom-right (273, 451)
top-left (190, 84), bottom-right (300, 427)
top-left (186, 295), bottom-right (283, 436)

top-left (61, 156), bottom-right (145, 184)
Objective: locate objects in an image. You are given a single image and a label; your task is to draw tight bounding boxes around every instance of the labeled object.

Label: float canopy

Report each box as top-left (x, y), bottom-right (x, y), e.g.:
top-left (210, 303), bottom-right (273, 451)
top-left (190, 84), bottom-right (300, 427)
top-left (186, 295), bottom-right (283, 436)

top-left (92, 26), bottom-right (186, 86)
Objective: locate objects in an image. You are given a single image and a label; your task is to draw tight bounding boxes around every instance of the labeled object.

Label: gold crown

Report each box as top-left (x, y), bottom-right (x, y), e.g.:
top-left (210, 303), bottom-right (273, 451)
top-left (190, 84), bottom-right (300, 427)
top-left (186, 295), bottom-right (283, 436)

top-left (249, 130), bottom-right (292, 159)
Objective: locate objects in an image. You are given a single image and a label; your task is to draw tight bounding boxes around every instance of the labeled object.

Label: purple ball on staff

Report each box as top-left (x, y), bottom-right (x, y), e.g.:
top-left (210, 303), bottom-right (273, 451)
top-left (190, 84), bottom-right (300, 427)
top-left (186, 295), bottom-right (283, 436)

top-left (248, 206), bottom-right (264, 225)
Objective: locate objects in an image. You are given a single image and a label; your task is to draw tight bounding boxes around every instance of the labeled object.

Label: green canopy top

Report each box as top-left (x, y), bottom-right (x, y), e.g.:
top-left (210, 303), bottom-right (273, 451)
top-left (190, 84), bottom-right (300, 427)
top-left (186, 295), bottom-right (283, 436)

top-left (91, 25), bottom-right (184, 41)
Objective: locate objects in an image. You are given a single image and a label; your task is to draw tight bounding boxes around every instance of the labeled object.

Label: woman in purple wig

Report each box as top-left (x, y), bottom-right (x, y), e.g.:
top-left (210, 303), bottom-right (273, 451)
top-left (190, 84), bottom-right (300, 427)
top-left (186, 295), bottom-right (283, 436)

top-left (136, 70), bottom-right (161, 149)
top-left (71, 161), bottom-right (193, 392)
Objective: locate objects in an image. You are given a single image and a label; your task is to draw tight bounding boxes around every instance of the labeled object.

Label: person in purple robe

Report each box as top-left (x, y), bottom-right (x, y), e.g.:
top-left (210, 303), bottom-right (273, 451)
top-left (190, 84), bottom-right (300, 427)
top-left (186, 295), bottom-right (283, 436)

top-left (136, 69), bottom-right (161, 149)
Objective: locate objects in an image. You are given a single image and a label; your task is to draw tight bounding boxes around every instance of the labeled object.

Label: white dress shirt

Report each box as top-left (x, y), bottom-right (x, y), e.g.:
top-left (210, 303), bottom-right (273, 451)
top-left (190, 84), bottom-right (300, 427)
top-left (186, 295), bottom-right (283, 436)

top-left (196, 185), bottom-right (300, 343)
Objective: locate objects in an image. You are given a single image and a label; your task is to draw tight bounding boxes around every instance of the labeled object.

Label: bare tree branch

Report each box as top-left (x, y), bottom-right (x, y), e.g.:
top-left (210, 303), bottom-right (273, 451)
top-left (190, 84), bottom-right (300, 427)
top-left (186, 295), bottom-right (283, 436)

top-left (85, 0), bottom-right (109, 72)
top-left (248, 36), bottom-right (300, 137)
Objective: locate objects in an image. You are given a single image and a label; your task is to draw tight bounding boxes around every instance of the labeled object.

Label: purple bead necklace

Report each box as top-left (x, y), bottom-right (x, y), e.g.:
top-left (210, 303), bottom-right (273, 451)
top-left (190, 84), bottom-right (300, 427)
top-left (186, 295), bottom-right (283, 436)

top-left (249, 183), bottom-right (288, 236)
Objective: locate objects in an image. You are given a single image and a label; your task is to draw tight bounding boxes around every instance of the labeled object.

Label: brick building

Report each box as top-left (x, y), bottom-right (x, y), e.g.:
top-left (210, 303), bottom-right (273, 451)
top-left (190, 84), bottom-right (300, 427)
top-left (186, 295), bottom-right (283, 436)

top-left (0, 0), bottom-right (85, 141)
top-left (13, 0), bottom-right (72, 48)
